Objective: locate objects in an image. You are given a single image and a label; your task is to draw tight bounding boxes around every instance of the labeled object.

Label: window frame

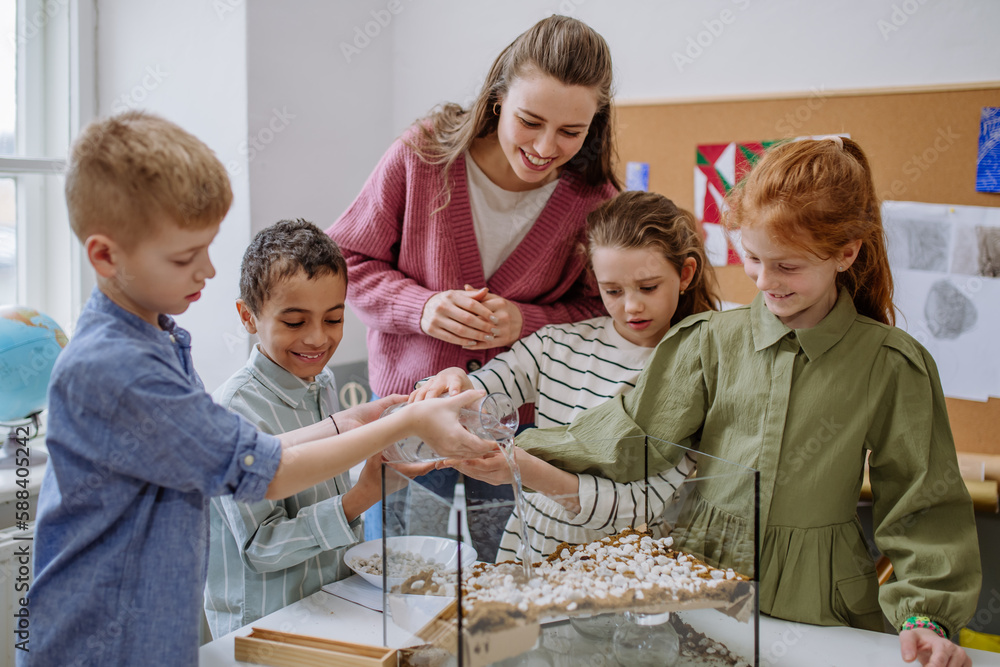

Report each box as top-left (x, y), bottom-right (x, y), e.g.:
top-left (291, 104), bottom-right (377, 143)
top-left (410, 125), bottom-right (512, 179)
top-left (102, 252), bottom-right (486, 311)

top-left (0, 0), bottom-right (95, 331)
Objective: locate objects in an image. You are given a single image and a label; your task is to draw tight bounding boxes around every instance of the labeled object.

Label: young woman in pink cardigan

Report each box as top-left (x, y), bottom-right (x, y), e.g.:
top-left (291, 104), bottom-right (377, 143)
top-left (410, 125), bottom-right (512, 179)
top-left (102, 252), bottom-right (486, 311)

top-left (328, 15), bottom-right (620, 558)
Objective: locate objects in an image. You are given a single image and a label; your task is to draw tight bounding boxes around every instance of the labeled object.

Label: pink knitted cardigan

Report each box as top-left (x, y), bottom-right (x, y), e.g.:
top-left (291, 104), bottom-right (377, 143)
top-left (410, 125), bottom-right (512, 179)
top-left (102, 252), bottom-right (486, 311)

top-left (328, 129), bottom-right (617, 397)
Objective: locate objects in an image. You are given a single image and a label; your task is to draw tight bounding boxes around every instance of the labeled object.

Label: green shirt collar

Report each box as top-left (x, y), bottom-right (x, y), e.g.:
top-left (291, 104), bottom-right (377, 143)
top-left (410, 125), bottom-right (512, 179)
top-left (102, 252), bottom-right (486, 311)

top-left (246, 344), bottom-right (336, 410)
top-left (750, 288), bottom-right (858, 361)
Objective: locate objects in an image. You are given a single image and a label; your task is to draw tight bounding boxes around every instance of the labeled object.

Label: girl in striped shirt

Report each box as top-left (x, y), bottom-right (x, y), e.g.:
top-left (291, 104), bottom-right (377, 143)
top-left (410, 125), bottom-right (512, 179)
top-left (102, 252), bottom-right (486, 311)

top-left (414, 190), bottom-right (718, 561)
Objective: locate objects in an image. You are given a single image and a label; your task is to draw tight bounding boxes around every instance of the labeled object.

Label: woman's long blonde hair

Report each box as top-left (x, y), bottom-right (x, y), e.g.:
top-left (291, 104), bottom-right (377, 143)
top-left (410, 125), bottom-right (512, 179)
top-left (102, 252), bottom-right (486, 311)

top-left (408, 15), bottom-right (620, 208)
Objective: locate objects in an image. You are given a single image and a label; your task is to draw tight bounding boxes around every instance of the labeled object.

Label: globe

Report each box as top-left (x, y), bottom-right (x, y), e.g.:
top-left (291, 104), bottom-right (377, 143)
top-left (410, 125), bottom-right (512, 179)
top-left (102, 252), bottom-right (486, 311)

top-left (0, 306), bottom-right (69, 422)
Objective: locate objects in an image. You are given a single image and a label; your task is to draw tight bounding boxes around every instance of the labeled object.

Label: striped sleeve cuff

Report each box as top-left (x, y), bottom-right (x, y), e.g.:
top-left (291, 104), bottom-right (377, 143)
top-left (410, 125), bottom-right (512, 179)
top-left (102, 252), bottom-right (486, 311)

top-left (301, 491), bottom-right (359, 551)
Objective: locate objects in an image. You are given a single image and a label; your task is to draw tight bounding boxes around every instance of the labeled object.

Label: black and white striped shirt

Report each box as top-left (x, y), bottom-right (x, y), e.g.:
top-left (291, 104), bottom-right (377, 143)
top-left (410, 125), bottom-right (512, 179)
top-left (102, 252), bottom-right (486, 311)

top-left (467, 317), bottom-right (696, 560)
top-left (469, 316), bottom-right (651, 428)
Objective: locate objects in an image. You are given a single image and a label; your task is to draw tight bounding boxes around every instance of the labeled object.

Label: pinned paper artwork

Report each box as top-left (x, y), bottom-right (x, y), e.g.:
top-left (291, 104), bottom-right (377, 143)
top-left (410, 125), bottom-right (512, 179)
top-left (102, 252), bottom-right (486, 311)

top-left (976, 107), bottom-right (1000, 193)
top-left (625, 161), bottom-right (650, 191)
top-left (888, 217), bottom-right (951, 272)
top-left (694, 136), bottom-right (848, 266)
top-left (695, 141), bottom-right (777, 265)
top-left (883, 200), bottom-right (1000, 401)
top-left (924, 280), bottom-right (977, 340)
top-left (886, 201), bottom-right (1000, 280)
top-left (975, 226), bottom-right (1000, 277)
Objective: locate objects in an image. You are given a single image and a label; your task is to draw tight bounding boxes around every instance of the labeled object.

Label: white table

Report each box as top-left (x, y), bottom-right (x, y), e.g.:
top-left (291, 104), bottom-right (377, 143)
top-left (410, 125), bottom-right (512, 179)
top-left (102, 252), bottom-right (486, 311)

top-left (199, 585), bottom-right (1000, 666)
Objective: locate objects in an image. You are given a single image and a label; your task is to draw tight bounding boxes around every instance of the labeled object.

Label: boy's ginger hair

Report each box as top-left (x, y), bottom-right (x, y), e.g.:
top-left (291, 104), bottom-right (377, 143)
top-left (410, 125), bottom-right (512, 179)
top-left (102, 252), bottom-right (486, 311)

top-left (65, 110), bottom-right (232, 248)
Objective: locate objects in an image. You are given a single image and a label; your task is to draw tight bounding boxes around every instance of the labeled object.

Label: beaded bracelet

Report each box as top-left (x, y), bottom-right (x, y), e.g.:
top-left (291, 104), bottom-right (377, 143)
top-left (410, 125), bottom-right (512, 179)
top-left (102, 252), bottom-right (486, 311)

top-left (901, 615), bottom-right (947, 639)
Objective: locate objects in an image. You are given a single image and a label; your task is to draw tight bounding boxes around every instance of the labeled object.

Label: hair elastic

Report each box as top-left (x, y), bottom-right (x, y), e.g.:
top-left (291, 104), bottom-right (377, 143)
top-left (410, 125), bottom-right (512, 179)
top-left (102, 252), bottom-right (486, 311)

top-left (818, 135), bottom-right (845, 150)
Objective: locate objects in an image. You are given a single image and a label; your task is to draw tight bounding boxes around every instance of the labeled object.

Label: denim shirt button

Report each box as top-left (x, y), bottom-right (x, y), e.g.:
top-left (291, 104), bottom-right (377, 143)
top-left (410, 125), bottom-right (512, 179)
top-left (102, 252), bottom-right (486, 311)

top-left (244, 454), bottom-right (255, 466)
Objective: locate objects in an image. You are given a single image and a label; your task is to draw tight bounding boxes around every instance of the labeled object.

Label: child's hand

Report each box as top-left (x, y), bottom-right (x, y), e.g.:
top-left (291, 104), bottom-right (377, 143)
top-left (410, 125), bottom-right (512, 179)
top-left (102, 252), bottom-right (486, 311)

top-left (464, 293), bottom-right (523, 350)
top-left (420, 286), bottom-right (498, 347)
top-left (345, 452), bottom-right (382, 496)
top-left (342, 453), bottom-right (384, 521)
top-left (410, 367), bottom-right (474, 401)
top-left (900, 629), bottom-right (971, 667)
top-left (334, 395), bottom-right (408, 432)
top-left (436, 451), bottom-right (514, 486)
top-left (345, 454), bottom-right (435, 520)
top-left (405, 390), bottom-right (496, 459)
top-left (384, 460), bottom-right (435, 493)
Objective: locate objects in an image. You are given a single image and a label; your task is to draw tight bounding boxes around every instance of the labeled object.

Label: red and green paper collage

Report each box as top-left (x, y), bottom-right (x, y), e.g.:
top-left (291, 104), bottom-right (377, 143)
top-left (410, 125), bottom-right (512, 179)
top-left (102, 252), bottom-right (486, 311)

top-left (695, 141), bottom-right (778, 265)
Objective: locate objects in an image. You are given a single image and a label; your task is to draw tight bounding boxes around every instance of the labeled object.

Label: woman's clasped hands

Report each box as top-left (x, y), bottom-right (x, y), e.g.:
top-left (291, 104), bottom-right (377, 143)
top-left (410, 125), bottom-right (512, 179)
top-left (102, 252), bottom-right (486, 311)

top-left (420, 285), bottom-right (523, 350)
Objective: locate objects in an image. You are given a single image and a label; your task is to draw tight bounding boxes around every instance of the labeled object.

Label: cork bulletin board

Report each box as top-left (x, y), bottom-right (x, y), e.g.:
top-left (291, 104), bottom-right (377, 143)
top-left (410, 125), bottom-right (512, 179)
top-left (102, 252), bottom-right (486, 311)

top-left (613, 82), bottom-right (1000, 455)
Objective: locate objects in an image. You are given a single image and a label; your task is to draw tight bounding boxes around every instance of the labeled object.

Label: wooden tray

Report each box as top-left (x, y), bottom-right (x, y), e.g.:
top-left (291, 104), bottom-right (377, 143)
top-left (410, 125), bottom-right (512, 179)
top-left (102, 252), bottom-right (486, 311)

top-left (407, 599), bottom-right (540, 667)
top-left (234, 628), bottom-right (396, 667)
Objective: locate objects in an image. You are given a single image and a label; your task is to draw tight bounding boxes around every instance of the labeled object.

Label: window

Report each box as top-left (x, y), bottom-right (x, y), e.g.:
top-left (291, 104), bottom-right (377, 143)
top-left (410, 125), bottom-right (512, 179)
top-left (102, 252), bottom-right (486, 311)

top-left (0, 0), bottom-right (90, 333)
top-left (0, 177), bottom-right (14, 305)
top-left (1, 1), bottom-right (18, 306)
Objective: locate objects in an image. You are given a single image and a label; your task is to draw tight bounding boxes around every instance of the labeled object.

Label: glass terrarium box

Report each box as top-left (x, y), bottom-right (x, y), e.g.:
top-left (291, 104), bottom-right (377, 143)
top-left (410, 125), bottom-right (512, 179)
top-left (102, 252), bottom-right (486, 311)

top-left (374, 436), bottom-right (759, 667)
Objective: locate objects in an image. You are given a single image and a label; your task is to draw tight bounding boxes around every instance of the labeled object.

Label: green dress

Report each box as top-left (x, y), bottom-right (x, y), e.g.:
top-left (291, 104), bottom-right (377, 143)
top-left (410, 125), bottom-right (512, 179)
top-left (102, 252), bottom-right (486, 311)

top-left (518, 289), bottom-right (981, 633)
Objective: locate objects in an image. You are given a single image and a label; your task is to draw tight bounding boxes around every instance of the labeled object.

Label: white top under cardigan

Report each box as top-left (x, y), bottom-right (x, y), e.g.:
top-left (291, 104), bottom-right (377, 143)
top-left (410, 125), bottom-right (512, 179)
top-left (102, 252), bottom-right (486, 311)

top-left (465, 151), bottom-right (559, 280)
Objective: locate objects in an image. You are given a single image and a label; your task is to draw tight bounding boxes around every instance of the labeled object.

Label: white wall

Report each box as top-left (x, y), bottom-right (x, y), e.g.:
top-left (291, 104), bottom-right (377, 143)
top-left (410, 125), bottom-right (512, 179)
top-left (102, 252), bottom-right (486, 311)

top-left (392, 0), bottom-right (1000, 130)
top-left (245, 0), bottom-right (394, 367)
top-left (95, 0), bottom-right (251, 392)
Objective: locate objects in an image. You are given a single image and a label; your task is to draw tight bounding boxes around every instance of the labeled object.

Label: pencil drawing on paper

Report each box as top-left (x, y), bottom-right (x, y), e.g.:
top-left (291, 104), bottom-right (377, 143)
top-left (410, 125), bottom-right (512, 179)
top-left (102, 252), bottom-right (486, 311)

top-left (976, 226), bottom-right (1000, 277)
top-left (904, 220), bottom-right (950, 272)
top-left (924, 280), bottom-right (977, 340)
top-left (950, 223), bottom-right (979, 276)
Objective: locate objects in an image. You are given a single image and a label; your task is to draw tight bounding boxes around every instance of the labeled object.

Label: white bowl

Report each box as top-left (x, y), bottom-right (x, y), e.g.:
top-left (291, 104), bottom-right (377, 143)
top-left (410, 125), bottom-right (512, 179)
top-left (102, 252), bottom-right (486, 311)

top-left (345, 535), bottom-right (478, 590)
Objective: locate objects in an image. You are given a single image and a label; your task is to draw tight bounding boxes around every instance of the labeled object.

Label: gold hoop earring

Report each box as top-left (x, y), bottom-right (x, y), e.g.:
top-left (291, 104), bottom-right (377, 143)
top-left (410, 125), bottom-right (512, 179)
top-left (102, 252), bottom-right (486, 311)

top-left (493, 102), bottom-right (501, 116)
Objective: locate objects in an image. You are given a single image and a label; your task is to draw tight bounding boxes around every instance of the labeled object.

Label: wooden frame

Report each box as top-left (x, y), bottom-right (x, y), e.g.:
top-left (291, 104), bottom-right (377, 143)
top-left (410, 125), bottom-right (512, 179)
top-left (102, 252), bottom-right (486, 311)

top-left (234, 628), bottom-right (396, 667)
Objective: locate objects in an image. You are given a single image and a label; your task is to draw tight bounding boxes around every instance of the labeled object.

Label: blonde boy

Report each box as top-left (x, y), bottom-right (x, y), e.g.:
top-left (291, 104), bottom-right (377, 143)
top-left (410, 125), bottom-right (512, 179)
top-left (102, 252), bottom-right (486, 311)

top-left (26, 111), bottom-right (490, 667)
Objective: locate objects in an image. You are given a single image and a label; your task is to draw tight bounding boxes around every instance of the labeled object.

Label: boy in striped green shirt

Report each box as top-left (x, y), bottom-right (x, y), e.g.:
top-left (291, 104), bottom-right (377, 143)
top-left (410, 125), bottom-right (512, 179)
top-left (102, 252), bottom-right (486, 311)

top-left (204, 219), bottom-right (383, 637)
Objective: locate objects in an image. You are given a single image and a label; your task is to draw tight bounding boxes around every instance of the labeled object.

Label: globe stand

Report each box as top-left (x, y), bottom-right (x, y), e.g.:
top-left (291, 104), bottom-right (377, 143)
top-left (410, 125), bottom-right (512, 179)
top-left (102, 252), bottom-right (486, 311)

top-left (0, 412), bottom-right (48, 470)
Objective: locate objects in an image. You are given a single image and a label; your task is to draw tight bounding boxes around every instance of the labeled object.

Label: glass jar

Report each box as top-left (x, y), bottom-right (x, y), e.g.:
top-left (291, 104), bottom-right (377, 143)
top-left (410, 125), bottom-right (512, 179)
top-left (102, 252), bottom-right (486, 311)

top-left (569, 612), bottom-right (628, 641)
top-left (612, 611), bottom-right (680, 667)
top-left (380, 393), bottom-right (518, 463)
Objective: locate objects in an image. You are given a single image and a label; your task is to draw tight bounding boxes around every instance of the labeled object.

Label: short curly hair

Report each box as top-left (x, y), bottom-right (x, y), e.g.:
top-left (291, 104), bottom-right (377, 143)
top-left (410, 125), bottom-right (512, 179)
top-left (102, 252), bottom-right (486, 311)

top-left (239, 219), bottom-right (347, 315)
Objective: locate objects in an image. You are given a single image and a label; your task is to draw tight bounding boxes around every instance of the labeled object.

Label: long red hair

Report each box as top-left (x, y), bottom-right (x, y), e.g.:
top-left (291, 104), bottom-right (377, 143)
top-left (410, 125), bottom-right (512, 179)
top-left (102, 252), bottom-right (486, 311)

top-left (724, 138), bottom-right (894, 325)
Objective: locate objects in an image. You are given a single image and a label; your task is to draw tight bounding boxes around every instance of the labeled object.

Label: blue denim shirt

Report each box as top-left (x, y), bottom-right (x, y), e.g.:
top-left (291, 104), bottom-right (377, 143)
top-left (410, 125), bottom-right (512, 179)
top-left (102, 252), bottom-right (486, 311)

top-left (22, 288), bottom-right (282, 667)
